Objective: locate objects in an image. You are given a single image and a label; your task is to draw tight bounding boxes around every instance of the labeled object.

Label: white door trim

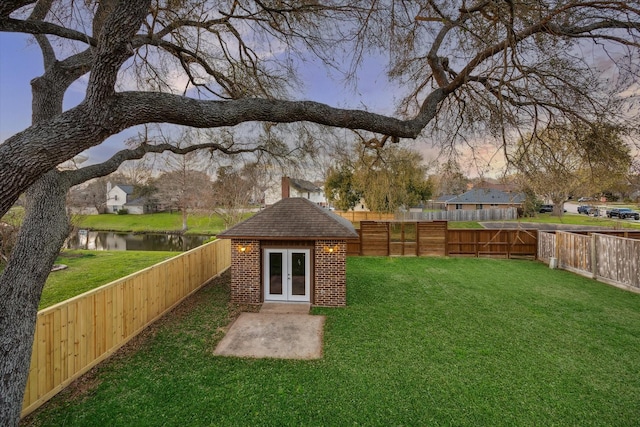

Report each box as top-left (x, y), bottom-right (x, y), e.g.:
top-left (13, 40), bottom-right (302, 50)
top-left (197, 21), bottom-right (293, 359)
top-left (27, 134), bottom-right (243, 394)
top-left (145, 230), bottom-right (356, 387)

top-left (263, 249), bottom-right (310, 302)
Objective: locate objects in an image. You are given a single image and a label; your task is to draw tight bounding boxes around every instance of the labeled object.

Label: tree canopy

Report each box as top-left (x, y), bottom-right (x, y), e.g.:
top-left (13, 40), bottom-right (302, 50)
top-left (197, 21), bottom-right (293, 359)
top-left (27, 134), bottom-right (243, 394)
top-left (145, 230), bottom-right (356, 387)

top-left (325, 144), bottom-right (432, 212)
top-left (510, 122), bottom-right (633, 215)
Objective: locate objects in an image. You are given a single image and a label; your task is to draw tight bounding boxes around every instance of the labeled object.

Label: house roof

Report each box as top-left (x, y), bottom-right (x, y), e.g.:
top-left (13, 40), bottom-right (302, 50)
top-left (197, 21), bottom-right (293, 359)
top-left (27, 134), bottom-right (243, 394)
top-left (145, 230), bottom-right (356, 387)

top-left (113, 184), bottom-right (134, 195)
top-left (124, 197), bottom-right (156, 207)
top-left (434, 194), bottom-right (457, 203)
top-left (217, 197), bottom-right (358, 240)
top-left (446, 188), bottom-right (526, 205)
top-left (289, 178), bottom-right (322, 193)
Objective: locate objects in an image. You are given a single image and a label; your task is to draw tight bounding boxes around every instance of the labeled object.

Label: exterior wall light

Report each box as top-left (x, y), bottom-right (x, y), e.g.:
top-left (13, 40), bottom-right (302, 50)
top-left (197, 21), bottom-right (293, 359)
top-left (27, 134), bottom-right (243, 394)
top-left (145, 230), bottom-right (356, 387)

top-left (325, 245), bottom-right (338, 253)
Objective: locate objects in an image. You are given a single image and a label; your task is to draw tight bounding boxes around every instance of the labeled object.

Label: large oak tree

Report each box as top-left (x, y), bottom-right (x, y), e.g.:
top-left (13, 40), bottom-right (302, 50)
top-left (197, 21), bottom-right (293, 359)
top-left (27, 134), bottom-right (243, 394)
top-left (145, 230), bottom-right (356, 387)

top-left (1, 1), bottom-right (639, 424)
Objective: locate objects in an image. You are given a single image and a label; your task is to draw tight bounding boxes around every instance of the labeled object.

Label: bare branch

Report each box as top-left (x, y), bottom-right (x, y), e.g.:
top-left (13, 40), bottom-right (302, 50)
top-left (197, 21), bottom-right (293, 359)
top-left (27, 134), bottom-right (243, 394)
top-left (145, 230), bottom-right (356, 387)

top-left (0, 0), bottom-right (36, 18)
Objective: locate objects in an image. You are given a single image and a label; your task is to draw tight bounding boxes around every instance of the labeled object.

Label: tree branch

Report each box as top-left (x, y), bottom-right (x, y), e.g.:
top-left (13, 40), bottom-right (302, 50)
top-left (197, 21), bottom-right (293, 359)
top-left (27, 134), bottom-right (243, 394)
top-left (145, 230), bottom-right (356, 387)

top-left (0, 88), bottom-right (447, 217)
top-left (85, 0), bottom-right (150, 104)
top-left (0, 17), bottom-right (96, 45)
top-left (65, 141), bottom-right (266, 186)
top-left (0, 0), bottom-right (36, 18)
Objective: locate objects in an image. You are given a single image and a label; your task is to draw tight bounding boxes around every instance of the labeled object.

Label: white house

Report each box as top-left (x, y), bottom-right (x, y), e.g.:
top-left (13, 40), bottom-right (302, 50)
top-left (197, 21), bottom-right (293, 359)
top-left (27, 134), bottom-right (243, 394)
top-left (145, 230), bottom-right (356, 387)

top-left (264, 177), bottom-right (327, 206)
top-left (106, 183), bottom-right (134, 213)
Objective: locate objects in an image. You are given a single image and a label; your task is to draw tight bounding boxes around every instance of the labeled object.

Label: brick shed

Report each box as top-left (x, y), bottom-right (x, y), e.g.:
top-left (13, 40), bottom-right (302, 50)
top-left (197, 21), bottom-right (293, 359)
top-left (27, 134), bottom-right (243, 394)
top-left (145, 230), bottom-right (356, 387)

top-left (217, 197), bottom-right (358, 306)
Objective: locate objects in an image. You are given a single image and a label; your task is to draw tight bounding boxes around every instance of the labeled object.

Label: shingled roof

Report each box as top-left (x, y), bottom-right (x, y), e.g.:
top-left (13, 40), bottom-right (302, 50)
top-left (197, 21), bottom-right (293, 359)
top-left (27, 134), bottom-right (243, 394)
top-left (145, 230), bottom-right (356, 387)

top-left (217, 197), bottom-right (358, 240)
top-left (446, 188), bottom-right (526, 205)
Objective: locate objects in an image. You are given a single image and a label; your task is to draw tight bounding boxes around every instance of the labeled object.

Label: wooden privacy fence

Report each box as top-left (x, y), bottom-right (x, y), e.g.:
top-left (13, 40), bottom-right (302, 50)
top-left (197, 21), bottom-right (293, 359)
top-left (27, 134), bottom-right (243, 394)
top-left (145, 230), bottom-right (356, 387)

top-left (350, 221), bottom-right (538, 259)
top-left (398, 207), bottom-right (519, 222)
top-left (447, 228), bottom-right (537, 258)
top-left (21, 239), bottom-right (231, 417)
top-left (538, 231), bottom-right (640, 292)
top-left (334, 211), bottom-right (395, 223)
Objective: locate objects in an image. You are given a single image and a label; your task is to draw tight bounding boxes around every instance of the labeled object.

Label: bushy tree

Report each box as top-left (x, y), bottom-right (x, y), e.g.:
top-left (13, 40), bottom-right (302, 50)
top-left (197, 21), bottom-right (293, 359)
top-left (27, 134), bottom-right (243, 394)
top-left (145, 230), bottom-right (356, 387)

top-left (326, 144), bottom-right (432, 212)
top-left (325, 164), bottom-right (362, 211)
top-left (354, 146), bottom-right (432, 212)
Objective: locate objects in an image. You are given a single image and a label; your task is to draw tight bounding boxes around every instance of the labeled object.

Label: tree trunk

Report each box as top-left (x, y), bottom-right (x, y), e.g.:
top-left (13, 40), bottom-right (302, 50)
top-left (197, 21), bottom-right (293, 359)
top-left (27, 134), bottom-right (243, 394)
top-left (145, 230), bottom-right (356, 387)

top-left (182, 208), bottom-right (188, 232)
top-left (551, 198), bottom-right (565, 217)
top-left (0, 171), bottom-right (71, 426)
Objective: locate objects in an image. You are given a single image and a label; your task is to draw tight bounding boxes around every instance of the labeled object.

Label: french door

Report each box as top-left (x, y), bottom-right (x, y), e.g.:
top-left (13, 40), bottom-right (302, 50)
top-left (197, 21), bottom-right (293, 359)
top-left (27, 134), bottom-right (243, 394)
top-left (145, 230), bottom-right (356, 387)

top-left (264, 249), bottom-right (310, 302)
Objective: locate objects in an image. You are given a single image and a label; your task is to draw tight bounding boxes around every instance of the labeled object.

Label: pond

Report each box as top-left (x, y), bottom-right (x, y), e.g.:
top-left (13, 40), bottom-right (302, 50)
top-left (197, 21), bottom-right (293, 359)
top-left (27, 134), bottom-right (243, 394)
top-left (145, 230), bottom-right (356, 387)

top-left (66, 230), bottom-right (211, 252)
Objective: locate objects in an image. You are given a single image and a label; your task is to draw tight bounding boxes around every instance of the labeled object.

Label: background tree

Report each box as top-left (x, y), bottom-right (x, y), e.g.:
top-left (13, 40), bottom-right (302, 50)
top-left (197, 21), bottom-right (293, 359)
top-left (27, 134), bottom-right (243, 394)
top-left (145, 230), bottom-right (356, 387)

top-left (431, 159), bottom-right (470, 197)
top-left (324, 164), bottom-right (362, 211)
top-left (67, 178), bottom-right (108, 214)
top-left (354, 145), bottom-right (432, 213)
top-left (152, 153), bottom-right (212, 231)
top-left (210, 164), bottom-right (254, 228)
top-left (510, 122), bottom-right (632, 216)
top-left (1, 1), bottom-right (639, 423)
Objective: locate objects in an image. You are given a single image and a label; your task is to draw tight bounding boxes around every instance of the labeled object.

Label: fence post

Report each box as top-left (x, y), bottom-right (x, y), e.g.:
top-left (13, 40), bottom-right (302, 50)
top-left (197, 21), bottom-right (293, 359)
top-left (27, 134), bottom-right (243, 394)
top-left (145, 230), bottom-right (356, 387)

top-left (590, 233), bottom-right (597, 279)
top-left (474, 230), bottom-right (479, 257)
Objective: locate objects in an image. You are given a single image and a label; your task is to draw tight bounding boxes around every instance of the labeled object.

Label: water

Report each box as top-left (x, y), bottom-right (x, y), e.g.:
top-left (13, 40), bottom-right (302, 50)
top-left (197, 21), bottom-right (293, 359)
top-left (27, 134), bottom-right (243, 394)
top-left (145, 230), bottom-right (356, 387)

top-left (66, 230), bottom-right (210, 252)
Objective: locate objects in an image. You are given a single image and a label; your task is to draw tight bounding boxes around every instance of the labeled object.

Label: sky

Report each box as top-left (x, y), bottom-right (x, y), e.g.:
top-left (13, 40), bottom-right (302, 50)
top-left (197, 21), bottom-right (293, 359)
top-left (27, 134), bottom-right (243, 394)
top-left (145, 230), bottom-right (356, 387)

top-left (0, 31), bottom-right (431, 160)
top-left (0, 23), bottom-right (519, 180)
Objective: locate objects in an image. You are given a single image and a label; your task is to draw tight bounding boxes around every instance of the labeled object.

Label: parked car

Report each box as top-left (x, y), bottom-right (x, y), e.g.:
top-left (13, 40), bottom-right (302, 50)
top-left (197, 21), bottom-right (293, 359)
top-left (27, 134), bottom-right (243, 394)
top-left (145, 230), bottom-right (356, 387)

top-left (578, 197), bottom-right (593, 202)
top-left (606, 208), bottom-right (640, 220)
top-left (577, 205), bottom-right (594, 214)
top-left (539, 204), bottom-right (567, 213)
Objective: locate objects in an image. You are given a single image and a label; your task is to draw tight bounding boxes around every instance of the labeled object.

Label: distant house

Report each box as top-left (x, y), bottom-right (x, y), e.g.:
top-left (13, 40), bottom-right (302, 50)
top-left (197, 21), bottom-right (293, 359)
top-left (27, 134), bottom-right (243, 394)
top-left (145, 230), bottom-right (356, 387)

top-left (106, 183), bottom-right (134, 213)
top-left (106, 183), bottom-right (159, 214)
top-left (264, 177), bottom-right (326, 206)
top-left (444, 188), bottom-right (526, 211)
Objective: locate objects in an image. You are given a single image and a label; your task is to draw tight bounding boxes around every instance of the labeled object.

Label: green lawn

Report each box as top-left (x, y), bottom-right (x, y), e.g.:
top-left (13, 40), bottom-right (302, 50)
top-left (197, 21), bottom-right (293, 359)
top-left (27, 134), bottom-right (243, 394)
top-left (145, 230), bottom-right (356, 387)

top-left (75, 212), bottom-right (251, 235)
top-left (510, 212), bottom-right (640, 229)
top-left (24, 257), bottom-right (640, 426)
top-left (41, 250), bottom-right (176, 309)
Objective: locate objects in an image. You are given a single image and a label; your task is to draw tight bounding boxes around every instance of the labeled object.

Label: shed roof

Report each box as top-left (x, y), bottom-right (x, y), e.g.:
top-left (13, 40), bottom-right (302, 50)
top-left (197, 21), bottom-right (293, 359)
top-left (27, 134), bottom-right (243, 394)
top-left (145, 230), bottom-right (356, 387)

top-left (217, 197), bottom-right (358, 240)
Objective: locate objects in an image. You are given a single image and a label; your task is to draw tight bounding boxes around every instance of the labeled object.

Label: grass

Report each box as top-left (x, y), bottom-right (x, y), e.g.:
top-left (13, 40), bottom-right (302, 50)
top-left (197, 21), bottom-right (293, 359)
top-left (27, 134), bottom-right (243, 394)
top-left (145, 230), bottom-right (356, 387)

top-left (447, 221), bottom-right (483, 228)
top-left (24, 257), bottom-right (640, 426)
top-left (74, 212), bottom-right (251, 235)
top-left (41, 250), bottom-right (176, 309)
top-left (510, 212), bottom-right (640, 229)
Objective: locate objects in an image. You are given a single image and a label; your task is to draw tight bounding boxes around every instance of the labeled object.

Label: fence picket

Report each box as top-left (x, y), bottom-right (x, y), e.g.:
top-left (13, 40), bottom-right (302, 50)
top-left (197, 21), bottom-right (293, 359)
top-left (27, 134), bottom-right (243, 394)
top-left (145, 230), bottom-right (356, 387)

top-left (21, 239), bottom-right (231, 418)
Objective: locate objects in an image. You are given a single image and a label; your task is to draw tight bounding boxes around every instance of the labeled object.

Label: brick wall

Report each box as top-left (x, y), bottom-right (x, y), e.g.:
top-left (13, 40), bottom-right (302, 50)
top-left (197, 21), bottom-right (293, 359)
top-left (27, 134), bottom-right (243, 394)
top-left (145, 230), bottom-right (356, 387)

top-left (230, 239), bottom-right (261, 304)
top-left (314, 240), bottom-right (347, 306)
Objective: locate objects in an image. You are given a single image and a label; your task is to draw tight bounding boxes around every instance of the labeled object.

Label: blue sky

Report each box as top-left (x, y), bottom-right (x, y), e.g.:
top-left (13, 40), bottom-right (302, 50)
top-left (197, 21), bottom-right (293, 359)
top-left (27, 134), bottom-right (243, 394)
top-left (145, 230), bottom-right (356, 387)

top-left (1, 31), bottom-right (422, 166)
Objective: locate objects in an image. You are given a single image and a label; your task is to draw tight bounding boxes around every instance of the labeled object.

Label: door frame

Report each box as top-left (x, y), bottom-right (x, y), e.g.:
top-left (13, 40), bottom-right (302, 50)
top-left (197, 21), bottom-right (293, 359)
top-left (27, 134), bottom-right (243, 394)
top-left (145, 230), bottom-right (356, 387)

top-left (263, 248), bottom-right (311, 302)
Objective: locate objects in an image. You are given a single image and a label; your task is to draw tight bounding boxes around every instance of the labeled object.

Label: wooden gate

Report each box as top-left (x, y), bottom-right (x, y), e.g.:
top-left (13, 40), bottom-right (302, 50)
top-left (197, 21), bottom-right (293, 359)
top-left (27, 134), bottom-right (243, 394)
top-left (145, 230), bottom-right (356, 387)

top-left (359, 221), bottom-right (447, 256)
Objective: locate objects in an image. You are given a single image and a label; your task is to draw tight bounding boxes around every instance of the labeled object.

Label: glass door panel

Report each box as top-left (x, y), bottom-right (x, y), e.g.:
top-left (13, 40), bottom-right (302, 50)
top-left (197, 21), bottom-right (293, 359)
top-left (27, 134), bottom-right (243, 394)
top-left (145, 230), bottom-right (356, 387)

top-left (268, 252), bottom-right (284, 295)
top-left (290, 252), bottom-right (306, 296)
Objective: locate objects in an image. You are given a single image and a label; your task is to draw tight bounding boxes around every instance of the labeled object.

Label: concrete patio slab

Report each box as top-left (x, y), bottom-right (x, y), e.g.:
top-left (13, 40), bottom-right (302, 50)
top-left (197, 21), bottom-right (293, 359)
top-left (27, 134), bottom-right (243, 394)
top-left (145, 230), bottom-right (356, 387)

top-left (213, 312), bottom-right (324, 360)
top-left (259, 302), bottom-right (311, 314)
